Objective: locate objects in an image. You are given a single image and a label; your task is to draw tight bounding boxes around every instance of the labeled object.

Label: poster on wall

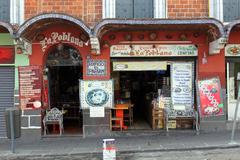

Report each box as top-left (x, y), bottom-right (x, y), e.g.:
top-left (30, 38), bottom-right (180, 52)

top-left (19, 66), bottom-right (42, 110)
top-left (225, 44), bottom-right (240, 56)
top-left (170, 62), bottom-right (194, 117)
top-left (90, 107), bottom-right (105, 117)
top-left (86, 59), bottom-right (107, 76)
top-left (80, 80), bottom-right (113, 109)
top-left (197, 77), bottom-right (224, 117)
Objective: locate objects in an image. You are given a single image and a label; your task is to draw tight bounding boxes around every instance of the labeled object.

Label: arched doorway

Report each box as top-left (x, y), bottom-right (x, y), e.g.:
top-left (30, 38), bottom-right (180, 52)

top-left (44, 44), bottom-right (83, 135)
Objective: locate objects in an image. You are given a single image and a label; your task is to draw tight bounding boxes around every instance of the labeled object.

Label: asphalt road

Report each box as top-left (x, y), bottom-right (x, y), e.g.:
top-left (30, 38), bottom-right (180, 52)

top-left (1, 148), bottom-right (240, 160)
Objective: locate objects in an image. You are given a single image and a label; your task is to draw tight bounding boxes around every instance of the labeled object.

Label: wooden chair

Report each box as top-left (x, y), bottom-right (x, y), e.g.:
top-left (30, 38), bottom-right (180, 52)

top-left (43, 107), bottom-right (64, 136)
top-left (110, 110), bottom-right (123, 131)
top-left (124, 104), bottom-right (134, 126)
top-left (129, 104), bottom-right (134, 126)
top-left (152, 108), bottom-right (164, 130)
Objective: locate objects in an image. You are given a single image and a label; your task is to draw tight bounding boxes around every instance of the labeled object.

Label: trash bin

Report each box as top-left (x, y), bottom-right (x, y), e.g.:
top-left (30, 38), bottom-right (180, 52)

top-left (103, 139), bottom-right (116, 160)
top-left (5, 107), bottom-right (21, 139)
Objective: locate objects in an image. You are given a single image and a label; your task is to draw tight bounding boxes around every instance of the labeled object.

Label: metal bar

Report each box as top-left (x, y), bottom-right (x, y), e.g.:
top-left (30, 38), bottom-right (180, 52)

top-left (230, 95), bottom-right (240, 144)
top-left (195, 110), bottom-right (200, 135)
top-left (9, 110), bottom-right (15, 153)
top-left (165, 108), bottom-right (169, 134)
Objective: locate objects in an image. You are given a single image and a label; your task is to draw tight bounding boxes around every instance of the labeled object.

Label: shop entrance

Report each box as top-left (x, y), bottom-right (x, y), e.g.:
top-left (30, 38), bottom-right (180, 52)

top-left (44, 44), bottom-right (83, 135)
top-left (112, 61), bottom-right (195, 131)
top-left (112, 61), bottom-right (171, 130)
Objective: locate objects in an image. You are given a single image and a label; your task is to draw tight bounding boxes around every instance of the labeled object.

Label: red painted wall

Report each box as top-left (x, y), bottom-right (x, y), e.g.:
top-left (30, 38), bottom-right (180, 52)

top-left (29, 27), bottom-right (226, 87)
top-left (100, 30), bottom-right (226, 87)
top-left (29, 24), bottom-right (110, 80)
top-left (228, 31), bottom-right (240, 44)
top-left (198, 48), bottom-right (225, 87)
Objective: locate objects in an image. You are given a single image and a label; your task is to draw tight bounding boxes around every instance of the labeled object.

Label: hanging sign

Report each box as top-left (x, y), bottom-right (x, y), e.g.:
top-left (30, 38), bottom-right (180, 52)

top-left (0, 47), bottom-right (14, 64)
top-left (171, 62), bottom-right (194, 117)
top-left (40, 32), bottom-right (85, 52)
top-left (19, 66), bottom-right (42, 109)
top-left (86, 59), bottom-right (107, 76)
top-left (225, 44), bottom-right (240, 56)
top-left (110, 45), bottom-right (198, 57)
top-left (80, 80), bottom-right (114, 108)
top-left (197, 77), bottom-right (224, 117)
top-left (113, 61), bottom-right (167, 71)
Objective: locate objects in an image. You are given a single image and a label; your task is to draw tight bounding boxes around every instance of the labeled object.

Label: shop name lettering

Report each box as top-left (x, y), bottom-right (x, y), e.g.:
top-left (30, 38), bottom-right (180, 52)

top-left (40, 32), bottom-right (84, 52)
top-left (111, 45), bottom-right (197, 57)
top-left (116, 50), bottom-right (194, 56)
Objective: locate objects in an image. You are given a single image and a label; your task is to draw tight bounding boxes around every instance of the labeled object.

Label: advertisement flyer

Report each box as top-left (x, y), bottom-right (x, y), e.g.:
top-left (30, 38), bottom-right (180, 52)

top-left (197, 77), bottom-right (224, 117)
top-left (171, 62), bottom-right (194, 117)
top-left (19, 66), bottom-right (42, 109)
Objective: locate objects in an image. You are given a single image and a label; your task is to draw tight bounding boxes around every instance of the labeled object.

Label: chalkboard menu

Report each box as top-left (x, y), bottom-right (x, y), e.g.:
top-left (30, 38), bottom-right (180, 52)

top-left (19, 66), bottom-right (42, 109)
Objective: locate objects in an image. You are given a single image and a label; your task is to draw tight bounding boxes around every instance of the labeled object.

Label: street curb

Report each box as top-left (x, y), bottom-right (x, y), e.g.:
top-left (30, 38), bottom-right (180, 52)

top-left (118, 144), bottom-right (240, 154)
top-left (1, 143), bottom-right (240, 159)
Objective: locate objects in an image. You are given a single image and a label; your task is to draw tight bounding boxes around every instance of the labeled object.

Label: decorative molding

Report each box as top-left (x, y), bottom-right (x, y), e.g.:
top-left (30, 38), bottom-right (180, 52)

top-left (154, 0), bottom-right (167, 18)
top-left (93, 19), bottom-right (225, 40)
top-left (102, 0), bottom-right (116, 18)
top-left (209, 0), bottom-right (223, 22)
top-left (0, 21), bottom-right (14, 35)
top-left (209, 37), bottom-right (227, 55)
top-left (226, 19), bottom-right (240, 40)
top-left (90, 36), bottom-right (100, 55)
top-left (17, 13), bottom-right (91, 38)
top-left (10, 0), bottom-right (25, 24)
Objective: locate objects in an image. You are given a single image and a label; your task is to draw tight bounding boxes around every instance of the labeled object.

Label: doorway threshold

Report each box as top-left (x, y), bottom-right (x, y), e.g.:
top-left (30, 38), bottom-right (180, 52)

top-left (41, 134), bottom-right (83, 138)
top-left (110, 129), bottom-right (196, 137)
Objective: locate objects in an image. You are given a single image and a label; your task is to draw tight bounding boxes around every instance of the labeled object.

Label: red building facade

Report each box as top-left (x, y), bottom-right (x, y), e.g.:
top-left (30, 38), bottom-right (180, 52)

top-left (11, 0), bottom-right (231, 138)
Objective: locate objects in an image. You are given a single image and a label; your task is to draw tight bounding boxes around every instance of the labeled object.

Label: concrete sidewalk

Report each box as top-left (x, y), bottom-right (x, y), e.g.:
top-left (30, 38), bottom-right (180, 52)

top-left (1, 130), bottom-right (240, 159)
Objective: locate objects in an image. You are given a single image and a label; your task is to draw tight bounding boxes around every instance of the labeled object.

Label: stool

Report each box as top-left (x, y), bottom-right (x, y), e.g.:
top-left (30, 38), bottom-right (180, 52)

top-left (110, 117), bottom-right (123, 131)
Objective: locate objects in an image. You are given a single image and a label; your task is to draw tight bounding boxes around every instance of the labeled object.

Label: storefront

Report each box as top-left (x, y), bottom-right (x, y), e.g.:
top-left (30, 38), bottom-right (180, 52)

top-left (16, 13), bottom-right (110, 138)
top-left (225, 20), bottom-right (240, 122)
top-left (93, 19), bottom-right (226, 131)
top-left (15, 16), bottom-right (227, 138)
top-left (0, 22), bottom-right (15, 138)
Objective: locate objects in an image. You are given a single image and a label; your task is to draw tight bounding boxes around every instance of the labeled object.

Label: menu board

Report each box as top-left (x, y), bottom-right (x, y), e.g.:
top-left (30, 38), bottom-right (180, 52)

top-left (197, 77), bottom-right (224, 117)
top-left (171, 62), bottom-right (194, 117)
top-left (19, 66), bottom-right (42, 109)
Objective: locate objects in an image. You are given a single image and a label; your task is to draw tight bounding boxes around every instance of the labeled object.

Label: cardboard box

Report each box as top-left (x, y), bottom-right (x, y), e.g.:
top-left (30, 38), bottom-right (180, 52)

top-left (155, 119), bottom-right (164, 129)
top-left (167, 120), bottom-right (176, 129)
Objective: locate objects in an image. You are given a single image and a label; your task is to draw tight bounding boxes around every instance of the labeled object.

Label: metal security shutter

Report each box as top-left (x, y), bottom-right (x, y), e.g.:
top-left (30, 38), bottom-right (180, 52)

top-left (223, 0), bottom-right (240, 22)
top-left (116, 0), bottom-right (133, 18)
top-left (134, 0), bottom-right (153, 18)
top-left (0, 67), bottom-right (14, 138)
top-left (0, 0), bottom-right (10, 22)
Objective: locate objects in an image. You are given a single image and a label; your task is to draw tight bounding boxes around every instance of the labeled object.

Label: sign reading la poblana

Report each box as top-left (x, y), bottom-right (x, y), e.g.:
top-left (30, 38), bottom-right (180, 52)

top-left (40, 32), bottom-right (85, 52)
top-left (110, 45), bottom-right (198, 57)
